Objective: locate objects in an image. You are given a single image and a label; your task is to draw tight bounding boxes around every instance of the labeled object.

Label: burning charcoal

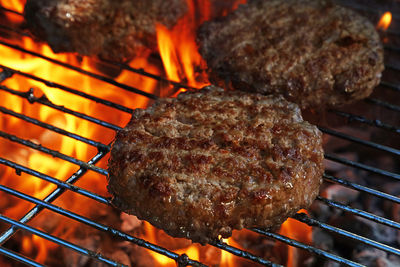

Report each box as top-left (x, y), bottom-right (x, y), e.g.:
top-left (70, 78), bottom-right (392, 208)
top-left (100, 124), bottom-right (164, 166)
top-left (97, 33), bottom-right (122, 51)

top-left (120, 213), bottom-right (142, 232)
top-left (62, 235), bottom-right (100, 267)
top-left (352, 248), bottom-right (396, 267)
top-left (324, 153), bottom-right (358, 173)
top-left (312, 228), bottom-right (334, 251)
top-left (309, 200), bottom-right (334, 222)
top-left (305, 256), bottom-right (341, 267)
top-left (362, 194), bottom-right (386, 218)
top-left (331, 214), bottom-right (398, 245)
top-left (323, 184), bottom-right (360, 204)
top-left (382, 182), bottom-right (400, 222)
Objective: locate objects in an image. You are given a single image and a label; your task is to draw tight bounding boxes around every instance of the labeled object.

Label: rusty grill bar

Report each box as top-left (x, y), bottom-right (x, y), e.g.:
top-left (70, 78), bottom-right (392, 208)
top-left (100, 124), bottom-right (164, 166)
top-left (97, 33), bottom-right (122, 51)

top-left (0, 3), bottom-right (399, 267)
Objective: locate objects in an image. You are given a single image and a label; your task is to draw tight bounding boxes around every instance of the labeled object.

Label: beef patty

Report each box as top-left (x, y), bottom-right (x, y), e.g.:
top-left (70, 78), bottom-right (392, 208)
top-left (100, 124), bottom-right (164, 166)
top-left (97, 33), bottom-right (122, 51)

top-left (24, 0), bottom-right (187, 61)
top-left (197, 0), bottom-right (384, 108)
top-left (107, 86), bottom-right (324, 244)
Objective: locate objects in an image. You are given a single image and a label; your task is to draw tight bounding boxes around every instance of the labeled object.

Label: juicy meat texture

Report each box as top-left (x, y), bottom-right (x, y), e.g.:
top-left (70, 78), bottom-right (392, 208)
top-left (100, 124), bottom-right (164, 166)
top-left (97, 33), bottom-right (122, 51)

top-left (24, 0), bottom-right (187, 61)
top-left (107, 86), bottom-right (324, 244)
top-left (197, 0), bottom-right (384, 108)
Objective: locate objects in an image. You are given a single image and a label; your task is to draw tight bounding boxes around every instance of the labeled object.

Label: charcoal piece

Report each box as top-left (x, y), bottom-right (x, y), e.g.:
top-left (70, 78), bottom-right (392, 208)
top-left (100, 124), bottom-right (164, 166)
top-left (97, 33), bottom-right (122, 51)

top-left (352, 248), bottom-right (400, 267)
top-left (331, 214), bottom-right (398, 245)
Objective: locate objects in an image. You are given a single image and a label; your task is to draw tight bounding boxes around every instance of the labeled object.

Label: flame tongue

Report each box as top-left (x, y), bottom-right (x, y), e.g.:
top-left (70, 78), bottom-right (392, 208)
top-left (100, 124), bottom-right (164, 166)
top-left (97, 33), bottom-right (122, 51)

top-left (1, 0), bottom-right (313, 266)
top-left (377, 11), bottom-right (392, 30)
top-left (156, 0), bottom-right (210, 89)
top-left (278, 210), bottom-right (313, 267)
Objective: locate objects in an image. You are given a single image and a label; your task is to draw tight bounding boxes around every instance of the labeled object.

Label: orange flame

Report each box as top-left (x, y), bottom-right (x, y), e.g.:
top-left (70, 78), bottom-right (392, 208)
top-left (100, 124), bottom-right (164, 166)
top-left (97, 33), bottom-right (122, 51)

top-left (157, 0), bottom-right (211, 88)
top-left (1, 0), bottom-right (24, 12)
top-left (1, 0), bottom-right (314, 266)
top-left (0, 3), bottom-right (156, 263)
top-left (376, 11), bottom-right (392, 31)
top-left (143, 222), bottom-right (200, 266)
top-left (220, 237), bottom-right (240, 267)
top-left (278, 210), bottom-right (313, 267)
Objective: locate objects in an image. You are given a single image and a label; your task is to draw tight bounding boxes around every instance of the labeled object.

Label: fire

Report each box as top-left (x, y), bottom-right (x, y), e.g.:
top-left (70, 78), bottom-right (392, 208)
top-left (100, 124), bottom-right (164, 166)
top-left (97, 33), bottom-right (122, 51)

top-left (0, 0), bottom-right (23, 12)
top-left (0, 1), bottom-right (157, 262)
top-left (376, 11), bottom-right (392, 31)
top-left (157, 0), bottom-right (211, 88)
top-left (1, 0), bottom-right (313, 266)
top-left (220, 237), bottom-right (241, 267)
top-left (278, 209), bottom-right (313, 267)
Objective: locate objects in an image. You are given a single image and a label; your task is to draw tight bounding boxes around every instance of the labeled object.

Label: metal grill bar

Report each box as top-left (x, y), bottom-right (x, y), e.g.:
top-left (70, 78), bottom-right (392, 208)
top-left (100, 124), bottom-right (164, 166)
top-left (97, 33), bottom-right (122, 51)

top-left (385, 45), bottom-right (400, 53)
top-left (100, 59), bottom-right (198, 91)
top-left (386, 64), bottom-right (400, 73)
top-left (0, 6), bottom-right (21, 15)
top-left (0, 24), bottom-right (30, 37)
top-left (0, 130), bottom-right (108, 175)
top-left (365, 97), bottom-right (400, 112)
top-left (0, 150), bottom-right (108, 245)
top-left (292, 213), bottom-right (400, 257)
top-left (0, 21), bottom-right (197, 92)
top-left (251, 228), bottom-right (362, 267)
top-left (325, 154), bottom-right (400, 180)
top-left (0, 184), bottom-right (207, 267)
top-left (0, 84), bottom-right (122, 131)
top-left (209, 240), bottom-right (282, 267)
top-left (1, 2), bottom-right (400, 267)
top-left (316, 196), bottom-right (400, 230)
top-left (0, 40), bottom-right (158, 100)
top-left (0, 246), bottom-right (45, 267)
top-left (323, 173), bottom-right (400, 204)
top-left (0, 164), bottom-right (278, 267)
top-left (318, 127), bottom-right (400, 156)
top-left (380, 81), bottom-right (400, 92)
top-left (0, 215), bottom-right (126, 267)
top-left (329, 110), bottom-right (400, 134)
top-left (0, 157), bottom-right (109, 209)
top-left (0, 106), bottom-right (110, 152)
top-left (0, 65), bottom-right (134, 114)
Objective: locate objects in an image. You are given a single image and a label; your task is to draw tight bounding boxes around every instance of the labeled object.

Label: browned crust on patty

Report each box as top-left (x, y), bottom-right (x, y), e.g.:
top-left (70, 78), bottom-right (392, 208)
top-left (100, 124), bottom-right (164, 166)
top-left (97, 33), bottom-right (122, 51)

top-left (107, 86), bottom-right (324, 244)
top-left (24, 0), bottom-right (187, 61)
top-left (197, 0), bottom-right (384, 108)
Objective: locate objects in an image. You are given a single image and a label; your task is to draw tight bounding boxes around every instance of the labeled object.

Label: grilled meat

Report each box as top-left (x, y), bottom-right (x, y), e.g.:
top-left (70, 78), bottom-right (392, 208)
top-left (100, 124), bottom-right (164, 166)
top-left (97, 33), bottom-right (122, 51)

top-left (197, 0), bottom-right (384, 108)
top-left (24, 0), bottom-right (187, 61)
top-left (107, 86), bottom-right (324, 244)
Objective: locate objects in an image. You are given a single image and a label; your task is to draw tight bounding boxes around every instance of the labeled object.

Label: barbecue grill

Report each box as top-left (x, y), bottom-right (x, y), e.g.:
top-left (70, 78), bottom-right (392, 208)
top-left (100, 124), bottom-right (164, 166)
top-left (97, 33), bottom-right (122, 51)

top-left (0, 1), bottom-right (399, 266)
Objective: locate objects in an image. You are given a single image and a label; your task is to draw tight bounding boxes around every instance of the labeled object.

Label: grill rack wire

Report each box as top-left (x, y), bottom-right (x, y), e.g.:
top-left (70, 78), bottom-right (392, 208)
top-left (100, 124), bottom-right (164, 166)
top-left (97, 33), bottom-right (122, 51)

top-left (0, 3), bottom-right (399, 267)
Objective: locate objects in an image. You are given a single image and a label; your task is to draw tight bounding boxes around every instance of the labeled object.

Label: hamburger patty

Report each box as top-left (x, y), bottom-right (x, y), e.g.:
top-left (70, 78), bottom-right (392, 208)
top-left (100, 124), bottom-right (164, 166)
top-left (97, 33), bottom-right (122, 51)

top-left (197, 0), bottom-right (384, 108)
top-left (107, 86), bottom-right (324, 244)
top-left (24, 0), bottom-right (187, 61)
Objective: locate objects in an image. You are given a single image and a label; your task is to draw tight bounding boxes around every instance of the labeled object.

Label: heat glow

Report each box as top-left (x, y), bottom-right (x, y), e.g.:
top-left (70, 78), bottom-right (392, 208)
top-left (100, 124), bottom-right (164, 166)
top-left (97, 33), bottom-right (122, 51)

top-left (1, 0), bottom-right (312, 266)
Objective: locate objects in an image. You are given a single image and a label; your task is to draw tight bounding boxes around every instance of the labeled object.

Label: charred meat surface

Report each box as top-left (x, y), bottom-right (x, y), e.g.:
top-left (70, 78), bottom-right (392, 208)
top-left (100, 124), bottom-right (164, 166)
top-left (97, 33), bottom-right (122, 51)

top-left (107, 86), bottom-right (324, 244)
top-left (24, 0), bottom-right (187, 61)
top-left (197, 0), bottom-right (384, 108)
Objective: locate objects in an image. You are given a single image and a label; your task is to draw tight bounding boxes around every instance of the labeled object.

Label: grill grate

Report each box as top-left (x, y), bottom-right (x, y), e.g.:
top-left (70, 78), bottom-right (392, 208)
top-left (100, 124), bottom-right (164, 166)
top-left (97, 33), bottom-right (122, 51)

top-left (0, 2), bottom-right (399, 267)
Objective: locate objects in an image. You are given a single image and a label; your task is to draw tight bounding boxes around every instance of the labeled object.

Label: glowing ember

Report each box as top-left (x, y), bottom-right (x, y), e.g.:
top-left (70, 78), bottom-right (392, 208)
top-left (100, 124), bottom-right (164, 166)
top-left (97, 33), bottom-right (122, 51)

top-left (376, 11), bottom-right (392, 31)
